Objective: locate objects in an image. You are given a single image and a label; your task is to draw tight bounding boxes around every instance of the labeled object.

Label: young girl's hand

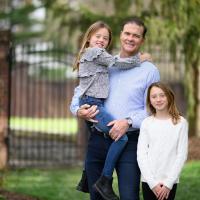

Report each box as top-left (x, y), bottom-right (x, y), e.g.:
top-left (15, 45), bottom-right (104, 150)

top-left (77, 104), bottom-right (99, 122)
top-left (139, 52), bottom-right (153, 62)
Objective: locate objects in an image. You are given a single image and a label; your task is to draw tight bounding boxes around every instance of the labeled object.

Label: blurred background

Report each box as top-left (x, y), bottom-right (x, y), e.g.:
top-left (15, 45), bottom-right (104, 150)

top-left (0, 0), bottom-right (199, 199)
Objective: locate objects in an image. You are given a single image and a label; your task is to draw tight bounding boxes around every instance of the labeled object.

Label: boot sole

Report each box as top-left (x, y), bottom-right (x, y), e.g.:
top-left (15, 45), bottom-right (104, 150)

top-left (93, 183), bottom-right (119, 200)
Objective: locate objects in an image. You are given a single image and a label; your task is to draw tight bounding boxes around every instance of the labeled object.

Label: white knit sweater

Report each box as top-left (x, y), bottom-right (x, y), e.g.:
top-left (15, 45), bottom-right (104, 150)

top-left (137, 116), bottom-right (188, 190)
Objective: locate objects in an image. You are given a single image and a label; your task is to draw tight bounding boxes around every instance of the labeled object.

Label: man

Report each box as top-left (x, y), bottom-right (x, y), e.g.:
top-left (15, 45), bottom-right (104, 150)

top-left (70, 17), bottom-right (160, 200)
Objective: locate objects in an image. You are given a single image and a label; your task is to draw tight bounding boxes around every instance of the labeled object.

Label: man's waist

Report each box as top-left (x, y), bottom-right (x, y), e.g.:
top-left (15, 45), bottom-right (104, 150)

top-left (91, 127), bottom-right (139, 139)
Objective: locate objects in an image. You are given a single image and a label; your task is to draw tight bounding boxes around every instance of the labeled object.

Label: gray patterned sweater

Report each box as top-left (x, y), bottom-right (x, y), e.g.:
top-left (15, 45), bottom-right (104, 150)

top-left (78, 47), bottom-right (140, 98)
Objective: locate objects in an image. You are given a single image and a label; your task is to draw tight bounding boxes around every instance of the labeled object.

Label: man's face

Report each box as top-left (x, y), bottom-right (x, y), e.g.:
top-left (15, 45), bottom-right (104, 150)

top-left (120, 23), bottom-right (144, 57)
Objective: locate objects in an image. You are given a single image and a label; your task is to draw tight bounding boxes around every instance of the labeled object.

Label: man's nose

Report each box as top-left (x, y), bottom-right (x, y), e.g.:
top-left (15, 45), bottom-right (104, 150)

top-left (127, 35), bottom-right (134, 40)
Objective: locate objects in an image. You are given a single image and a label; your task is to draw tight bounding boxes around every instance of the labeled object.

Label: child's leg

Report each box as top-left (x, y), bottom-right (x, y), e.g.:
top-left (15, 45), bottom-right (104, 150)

top-left (102, 134), bottom-right (128, 178)
top-left (80, 96), bottom-right (128, 178)
top-left (79, 96), bottom-right (112, 133)
top-left (92, 106), bottom-right (128, 178)
top-left (94, 106), bottom-right (113, 133)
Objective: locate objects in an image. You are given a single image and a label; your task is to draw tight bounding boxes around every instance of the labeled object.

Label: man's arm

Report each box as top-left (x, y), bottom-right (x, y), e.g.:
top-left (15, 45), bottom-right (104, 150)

top-left (70, 86), bottom-right (81, 116)
top-left (70, 86), bottom-right (99, 122)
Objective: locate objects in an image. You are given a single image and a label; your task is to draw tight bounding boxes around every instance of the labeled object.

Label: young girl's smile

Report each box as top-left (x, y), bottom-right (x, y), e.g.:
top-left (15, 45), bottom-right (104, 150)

top-left (89, 28), bottom-right (110, 48)
top-left (150, 86), bottom-right (168, 112)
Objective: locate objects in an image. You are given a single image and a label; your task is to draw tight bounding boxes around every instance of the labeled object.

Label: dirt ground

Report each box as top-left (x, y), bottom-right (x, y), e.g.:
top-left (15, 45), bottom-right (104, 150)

top-left (0, 189), bottom-right (40, 200)
top-left (0, 137), bottom-right (200, 200)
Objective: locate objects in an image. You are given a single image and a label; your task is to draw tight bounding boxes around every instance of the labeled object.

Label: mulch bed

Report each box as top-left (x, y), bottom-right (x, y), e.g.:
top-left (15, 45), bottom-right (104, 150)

top-left (0, 189), bottom-right (40, 200)
top-left (0, 137), bottom-right (200, 200)
top-left (188, 136), bottom-right (200, 160)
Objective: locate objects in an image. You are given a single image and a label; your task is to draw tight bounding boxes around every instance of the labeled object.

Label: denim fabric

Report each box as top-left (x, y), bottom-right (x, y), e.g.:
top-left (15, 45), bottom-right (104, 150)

top-left (80, 95), bottom-right (128, 178)
top-left (79, 95), bottom-right (112, 134)
top-left (85, 128), bottom-right (140, 200)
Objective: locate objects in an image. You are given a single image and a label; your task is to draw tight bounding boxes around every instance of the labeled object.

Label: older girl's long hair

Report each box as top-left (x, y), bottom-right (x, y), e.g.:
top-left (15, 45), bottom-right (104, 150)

top-left (146, 82), bottom-right (181, 124)
top-left (73, 21), bottom-right (112, 71)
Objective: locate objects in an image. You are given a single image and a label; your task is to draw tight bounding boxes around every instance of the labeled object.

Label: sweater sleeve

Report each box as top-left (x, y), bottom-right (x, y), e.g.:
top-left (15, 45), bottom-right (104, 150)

top-left (81, 47), bottom-right (140, 69)
top-left (163, 119), bottom-right (188, 189)
top-left (137, 120), bottom-right (158, 189)
top-left (113, 55), bottom-right (140, 69)
top-left (95, 48), bottom-right (140, 69)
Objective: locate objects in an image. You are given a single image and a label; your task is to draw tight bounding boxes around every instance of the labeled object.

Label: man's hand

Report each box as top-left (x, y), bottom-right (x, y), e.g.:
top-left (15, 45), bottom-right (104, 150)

top-left (77, 104), bottom-right (99, 122)
top-left (107, 119), bottom-right (129, 141)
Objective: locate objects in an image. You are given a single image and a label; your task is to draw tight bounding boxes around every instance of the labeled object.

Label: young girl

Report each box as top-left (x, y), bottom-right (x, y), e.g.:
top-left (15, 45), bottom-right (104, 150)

top-left (73, 21), bottom-right (151, 200)
top-left (137, 82), bottom-right (188, 200)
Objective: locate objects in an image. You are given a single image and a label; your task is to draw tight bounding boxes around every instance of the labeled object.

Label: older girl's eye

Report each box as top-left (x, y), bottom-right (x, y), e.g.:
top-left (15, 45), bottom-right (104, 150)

top-left (150, 95), bottom-right (157, 99)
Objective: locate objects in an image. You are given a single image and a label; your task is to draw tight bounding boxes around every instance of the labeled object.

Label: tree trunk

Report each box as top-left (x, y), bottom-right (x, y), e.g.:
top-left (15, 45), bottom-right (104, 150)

top-left (0, 30), bottom-right (10, 169)
top-left (195, 67), bottom-right (200, 137)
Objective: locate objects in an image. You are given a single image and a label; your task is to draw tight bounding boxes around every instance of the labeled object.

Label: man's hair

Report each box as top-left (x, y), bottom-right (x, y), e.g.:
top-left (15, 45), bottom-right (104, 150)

top-left (121, 17), bottom-right (147, 38)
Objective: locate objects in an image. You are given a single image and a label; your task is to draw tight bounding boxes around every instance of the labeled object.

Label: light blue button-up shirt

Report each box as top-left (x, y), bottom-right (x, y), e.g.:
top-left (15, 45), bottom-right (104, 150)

top-left (70, 61), bottom-right (160, 129)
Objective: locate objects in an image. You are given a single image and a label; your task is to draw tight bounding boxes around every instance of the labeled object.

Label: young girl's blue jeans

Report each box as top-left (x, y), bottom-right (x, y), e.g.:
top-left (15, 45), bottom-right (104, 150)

top-left (80, 95), bottom-right (128, 178)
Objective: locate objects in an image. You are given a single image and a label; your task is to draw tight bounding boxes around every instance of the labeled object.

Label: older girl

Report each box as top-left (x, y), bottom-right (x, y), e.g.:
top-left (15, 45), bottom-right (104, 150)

top-left (137, 82), bottom-right (188, 200)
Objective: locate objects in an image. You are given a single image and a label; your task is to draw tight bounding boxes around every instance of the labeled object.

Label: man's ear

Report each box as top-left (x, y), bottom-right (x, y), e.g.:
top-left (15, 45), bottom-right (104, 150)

top-left (141, 38), bottom-right (145, 45)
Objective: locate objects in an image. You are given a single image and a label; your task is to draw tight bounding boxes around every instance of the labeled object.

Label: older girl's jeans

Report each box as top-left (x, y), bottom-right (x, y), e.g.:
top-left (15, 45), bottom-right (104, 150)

top-left (85, 128), bottom-right (140, 200)
top-left (80, 95), bottom-right (128, 178)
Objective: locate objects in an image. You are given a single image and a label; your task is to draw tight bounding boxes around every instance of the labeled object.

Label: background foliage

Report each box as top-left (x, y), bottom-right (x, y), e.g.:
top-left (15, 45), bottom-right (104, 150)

top-left (0, 0), bottom-right (200, 135)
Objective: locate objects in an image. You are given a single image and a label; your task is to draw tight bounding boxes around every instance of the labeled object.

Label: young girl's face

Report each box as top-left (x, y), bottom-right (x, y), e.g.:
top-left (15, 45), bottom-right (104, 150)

top-left (89, 27), bottom-right (110, 49)
top-left (150, 86), bottom-right (168, 112)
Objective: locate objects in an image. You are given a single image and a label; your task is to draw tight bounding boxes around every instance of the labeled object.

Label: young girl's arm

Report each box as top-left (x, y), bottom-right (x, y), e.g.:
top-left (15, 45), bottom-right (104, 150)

top-left (86, 47), bottom-right (140, 69)
top-left (113, 52), bottom-right (153, 69)
top-left (113, 55), bottom-right (140, 69)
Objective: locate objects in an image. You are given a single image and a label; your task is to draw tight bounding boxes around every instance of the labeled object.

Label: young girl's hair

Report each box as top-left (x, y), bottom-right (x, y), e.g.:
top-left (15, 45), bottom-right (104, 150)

top-left (73, 21), bottom-right (112, 71)
top-left (147, 82), bottom-right (181, 124)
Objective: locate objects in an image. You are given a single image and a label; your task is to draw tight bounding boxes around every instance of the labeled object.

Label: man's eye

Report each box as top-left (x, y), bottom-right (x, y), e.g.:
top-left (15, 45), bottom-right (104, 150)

top-left (134, 34), bottom-right (142, 38)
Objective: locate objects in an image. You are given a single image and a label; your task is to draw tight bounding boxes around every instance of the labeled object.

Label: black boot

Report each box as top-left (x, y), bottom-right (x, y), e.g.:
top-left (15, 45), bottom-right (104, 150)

top-left (93, 175), bottom-right (119, 200)
top-left (76, 170), bottom-right (89, 193)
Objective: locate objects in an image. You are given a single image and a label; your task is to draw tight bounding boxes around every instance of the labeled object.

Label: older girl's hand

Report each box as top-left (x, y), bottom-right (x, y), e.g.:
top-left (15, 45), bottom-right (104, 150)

top-left (152, 183), bottom-right (162, 198)
top-left (157, 185), bottom-right (170, 200)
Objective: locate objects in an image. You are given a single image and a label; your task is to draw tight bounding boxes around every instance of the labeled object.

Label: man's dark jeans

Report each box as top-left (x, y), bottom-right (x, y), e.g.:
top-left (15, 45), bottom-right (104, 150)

top-left (85, 128), bottom-right (140, 200)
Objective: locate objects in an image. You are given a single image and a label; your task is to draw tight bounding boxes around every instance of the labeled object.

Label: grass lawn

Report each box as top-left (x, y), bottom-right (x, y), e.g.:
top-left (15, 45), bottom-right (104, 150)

top-left (1, 161), bottom-right (200, 200)
top-left (10, 117), bottom-right (78, 135)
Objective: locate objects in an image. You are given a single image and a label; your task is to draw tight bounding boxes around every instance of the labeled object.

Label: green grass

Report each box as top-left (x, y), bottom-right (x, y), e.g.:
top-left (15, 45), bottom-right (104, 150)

top-left (1, 161), bottom-right (200, 200)
top-left (10, 117), bottom-right (78, 135)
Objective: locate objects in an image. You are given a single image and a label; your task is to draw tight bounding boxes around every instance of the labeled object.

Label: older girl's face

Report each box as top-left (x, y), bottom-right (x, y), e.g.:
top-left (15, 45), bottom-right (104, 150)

top-left (89, 27), bottom-right (110, 49)
top-left (150, 86), bottom-right (168, 113)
